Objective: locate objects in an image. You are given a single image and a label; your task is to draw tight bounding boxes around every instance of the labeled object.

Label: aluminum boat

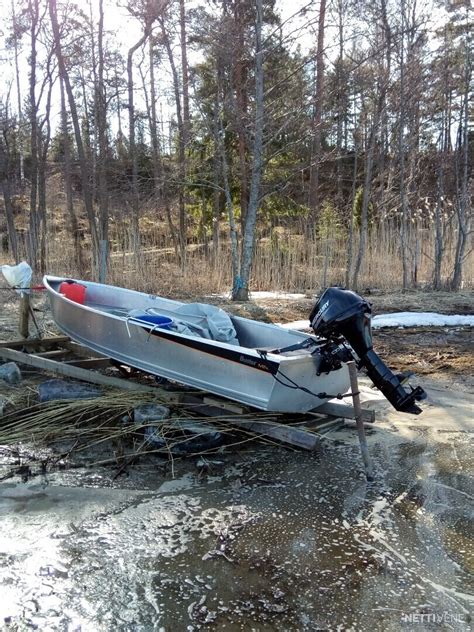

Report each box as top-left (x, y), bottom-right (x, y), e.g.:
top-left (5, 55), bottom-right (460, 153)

top-left (43, 276), bottom-right (353, 412)
top-left (44, 277), bottom-right (426, 414)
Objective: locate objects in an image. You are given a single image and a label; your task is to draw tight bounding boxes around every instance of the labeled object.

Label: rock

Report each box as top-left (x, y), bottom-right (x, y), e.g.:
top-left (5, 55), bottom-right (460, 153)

top-left (0, 362), bottom-right (21, 384)
top-left (133, 403), bottom-right (170, 423)
top-left (38, 379), bottom-right (102, 402)
top-left (145, 418), bottom-right (224, 454)
top-left (196, 457), bottom-right (225, 472)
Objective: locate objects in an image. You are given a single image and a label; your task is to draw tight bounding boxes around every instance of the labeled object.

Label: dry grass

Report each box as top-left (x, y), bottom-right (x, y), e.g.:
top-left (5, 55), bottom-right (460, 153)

top-left (37, 218), bottom-right (471, 297)
top-left (0, 390), bottom-right (318, 479)
top-left (1, 193), bottom-right (471, 296)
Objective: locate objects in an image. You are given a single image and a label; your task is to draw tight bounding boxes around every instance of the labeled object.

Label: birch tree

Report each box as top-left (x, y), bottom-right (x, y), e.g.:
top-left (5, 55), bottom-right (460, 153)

top-left (233, 0), bottom-right (264, 300)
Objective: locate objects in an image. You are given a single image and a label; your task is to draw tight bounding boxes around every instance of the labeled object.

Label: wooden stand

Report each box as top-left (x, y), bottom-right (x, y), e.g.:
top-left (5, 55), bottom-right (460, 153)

top-left (0, 336), bottom-right (378, 453)
top-left (18, 294), bottom-right (30, 338)
top-left (348, 360), bottom-right (374, 480)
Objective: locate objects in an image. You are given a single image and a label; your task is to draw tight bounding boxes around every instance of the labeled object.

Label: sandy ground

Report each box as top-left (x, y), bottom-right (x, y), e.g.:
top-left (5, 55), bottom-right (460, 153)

top-left (0, 289), bottom-right (472, 631)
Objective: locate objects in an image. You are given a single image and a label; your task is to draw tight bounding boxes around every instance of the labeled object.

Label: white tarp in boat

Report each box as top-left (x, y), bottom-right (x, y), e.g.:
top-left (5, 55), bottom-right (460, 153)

top-left (170, 303), bottom-right (239, 345)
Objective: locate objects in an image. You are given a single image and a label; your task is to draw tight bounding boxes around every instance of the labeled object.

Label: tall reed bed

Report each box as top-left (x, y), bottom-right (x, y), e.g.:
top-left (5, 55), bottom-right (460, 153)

top-left (8, 213), bottom-right (471, 296)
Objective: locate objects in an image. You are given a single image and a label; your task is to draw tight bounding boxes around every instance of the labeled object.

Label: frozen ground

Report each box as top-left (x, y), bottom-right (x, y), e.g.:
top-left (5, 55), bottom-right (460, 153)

top-left (0, 289), bottom-right (472, 631)
top-left (0, 377), bottom-right (473, 632)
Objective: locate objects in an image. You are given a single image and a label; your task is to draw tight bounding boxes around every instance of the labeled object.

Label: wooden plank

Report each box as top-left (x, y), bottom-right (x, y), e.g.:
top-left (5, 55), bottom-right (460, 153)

top-left (348, 361), bottom-right (374, 481)
top-left (343, 419), bottom-right (377, 428)
top-left (19, 294), bottom-right (30, 338)
top-left (176, 394), bottom-right (320, 450)
top-left (299, 416), bottom-right (344, 432)
top-left (202, 396), bottom-right (246, 415)
top-left (313, 401), bottom-right (375, 423)
top-left (62, 340), bottom-right (109, 359)
top-left (0, 346), bottom-right (159, 393)
top-left (0, 336), bottom-right (70, 349)
top-left (65, 358), bottom-right (111, 369)
top-left (35, 349), bottom-right (70, 359)
top-left (232, 418), bottom-right (320, 450)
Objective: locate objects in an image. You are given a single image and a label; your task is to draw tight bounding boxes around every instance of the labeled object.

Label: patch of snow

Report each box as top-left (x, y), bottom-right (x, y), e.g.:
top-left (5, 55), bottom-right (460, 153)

top-left (214, 291), bottom-right (308, 300)
top-left (279, 312), bottom-right (473, 331)
top-left (250, 291), bottom-right (308, 300)
top-left (372, 312), bottom-right (474, 328)
top-left (278, 319), bottom-right (310, 330)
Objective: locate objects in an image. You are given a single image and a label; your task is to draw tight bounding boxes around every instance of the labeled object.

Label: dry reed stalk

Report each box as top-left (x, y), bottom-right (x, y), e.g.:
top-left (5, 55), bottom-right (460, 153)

top-left (0, 390), bottom-right (320, 471)
top-left (12, 209), bottom-right (471, 295)
top-left (0, 384), bottom-right (341, 476)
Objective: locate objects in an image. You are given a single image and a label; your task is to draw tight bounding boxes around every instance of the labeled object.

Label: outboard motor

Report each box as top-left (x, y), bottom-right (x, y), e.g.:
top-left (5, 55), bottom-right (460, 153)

top-left (310, 287), bottom-right (426, 414)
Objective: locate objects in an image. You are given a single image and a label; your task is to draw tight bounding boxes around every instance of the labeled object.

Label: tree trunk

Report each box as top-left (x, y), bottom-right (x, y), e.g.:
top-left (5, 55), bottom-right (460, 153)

top-left (433, 151), bottom-right (445, 289)
top-left (161, 19), bottom-right (187, 267)
top-left (179, 0), bottom-right (190, 148)
top-left (49, 0), bottom-right (99, 272)
top-left (11, 0), bottom-right (24, 187)
top-left (0, 111), bottom-right (20, 262)
top-left (233, 0), bottom-right (264, 301)
top-left (148, 37), bottom-right (179, 260)
top-left (28, 0), bottom-right (39, 269)
top-left (335, 0), bottom-right (344, 208)
top-left (450, 72), bottom-right (470, 290)
top-left (217, 97), bottom-right (239, 289)
top-left (0, 156), bottom-right (18, 262)
top-left (127, 27), bottom-right (151, 255)
top-left (97, 0), bottom-right (109, 249)
top-left (233, 2), bottom-right (249, 232)
top-left (345, 142), bottom-right (358, 287)
top-left (308, 0), bottom-right (326, 225)
top-left (60, 76), bottom-right (84, 274)
top-left (399, 0), bottom-right (410, 290)
top-left (352, 106), bottom-right (380, 291)
top-left (211, 96), bottom-right (221, 263)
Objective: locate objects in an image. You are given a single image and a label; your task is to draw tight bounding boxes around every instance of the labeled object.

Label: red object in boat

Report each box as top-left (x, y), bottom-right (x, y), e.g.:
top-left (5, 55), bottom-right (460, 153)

top-left (59, 281), bottom-right (86, 304)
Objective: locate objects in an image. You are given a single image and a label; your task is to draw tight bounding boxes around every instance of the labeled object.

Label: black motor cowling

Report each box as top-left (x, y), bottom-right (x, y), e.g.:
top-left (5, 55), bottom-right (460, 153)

top-left (310, 287), bottom-right (426, 414)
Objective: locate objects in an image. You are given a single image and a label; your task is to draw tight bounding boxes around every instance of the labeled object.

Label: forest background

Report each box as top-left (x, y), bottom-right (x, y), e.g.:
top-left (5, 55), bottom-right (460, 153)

top-left (0, 0), bottom-right (472, 300)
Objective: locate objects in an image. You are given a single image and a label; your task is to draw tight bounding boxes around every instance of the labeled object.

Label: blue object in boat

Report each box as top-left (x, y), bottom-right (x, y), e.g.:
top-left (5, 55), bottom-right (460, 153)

top-left (131, 313), bottom-right (173, 329)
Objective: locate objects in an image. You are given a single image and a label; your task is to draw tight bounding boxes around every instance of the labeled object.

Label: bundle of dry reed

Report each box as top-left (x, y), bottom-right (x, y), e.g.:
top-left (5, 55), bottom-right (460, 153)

top-left (0, 390), bottom-right (292, 473)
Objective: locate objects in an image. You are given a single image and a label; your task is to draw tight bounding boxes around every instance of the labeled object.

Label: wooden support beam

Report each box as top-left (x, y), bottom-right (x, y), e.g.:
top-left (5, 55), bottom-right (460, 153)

top-left (34, 349), bottom-right (70, 359)
top-left (0, 346), bottom-right (159, 393)
top-left (300, 417), bottom-right (344, 432)
top-left (65, 358), bottom-right (111, 369)
top-left (62, 340), bottom-right (109, 359)
top-left (202, 396), bottom-right (247, 415)
top-left (313, 401), bottom-right (375, 423)
top-left (348, 361), bottom-right (374, 481)
top-left (18, 294), bottom-right (30, 338)
top-left (0, 336), bottom-right (70, 349)
top-left (230, 418), bottom-right (321, 450)
top-left (176, 394), bottom-right (321, 450)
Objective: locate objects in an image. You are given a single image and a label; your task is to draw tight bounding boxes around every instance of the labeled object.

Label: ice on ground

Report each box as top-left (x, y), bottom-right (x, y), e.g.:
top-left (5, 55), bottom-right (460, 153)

top-left (248, 291), bottom-right (308, 300)
top-left (214, 291), bottom-right (308, 300)
top-left (278, 319), bottom-right (310, 330)
top-left (371, 312), bottom-right (474, 328)
top-left (279, 312), bottom-right (474, 331)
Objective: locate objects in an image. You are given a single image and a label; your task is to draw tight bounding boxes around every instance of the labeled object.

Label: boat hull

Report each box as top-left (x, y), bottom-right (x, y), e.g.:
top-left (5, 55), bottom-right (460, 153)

top-left (43, 276), bottom-right (350, 412)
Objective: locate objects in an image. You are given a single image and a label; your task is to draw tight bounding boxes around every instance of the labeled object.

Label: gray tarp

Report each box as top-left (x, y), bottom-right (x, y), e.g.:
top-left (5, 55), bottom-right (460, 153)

top-left (169, 303), bottom-right (239, 345)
